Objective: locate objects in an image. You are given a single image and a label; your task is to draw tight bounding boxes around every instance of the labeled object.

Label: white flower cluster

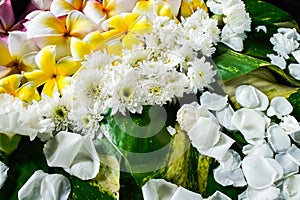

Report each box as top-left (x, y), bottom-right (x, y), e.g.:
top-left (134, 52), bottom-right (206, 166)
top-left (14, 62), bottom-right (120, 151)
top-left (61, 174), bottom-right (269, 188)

top-left (207, 0), bottom-right (251, 51)
top-left (267, 28), bottom-right (300, 80)
top-left (177, 85), bottom-right (300, 199)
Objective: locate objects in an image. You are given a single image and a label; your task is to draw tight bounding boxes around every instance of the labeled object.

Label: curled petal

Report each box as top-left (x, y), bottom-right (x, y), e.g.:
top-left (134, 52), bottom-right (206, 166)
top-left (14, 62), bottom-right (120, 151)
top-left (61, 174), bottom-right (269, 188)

top-left (235, 85), bottom-right (269, 111)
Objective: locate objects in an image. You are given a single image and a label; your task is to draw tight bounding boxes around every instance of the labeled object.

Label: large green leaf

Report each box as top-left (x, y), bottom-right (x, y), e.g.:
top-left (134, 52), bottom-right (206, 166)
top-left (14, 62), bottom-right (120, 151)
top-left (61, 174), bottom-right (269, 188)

top-left (214, 45), bottom-right (271, 81)
top-left (288, 90), bottom-right (300, 121)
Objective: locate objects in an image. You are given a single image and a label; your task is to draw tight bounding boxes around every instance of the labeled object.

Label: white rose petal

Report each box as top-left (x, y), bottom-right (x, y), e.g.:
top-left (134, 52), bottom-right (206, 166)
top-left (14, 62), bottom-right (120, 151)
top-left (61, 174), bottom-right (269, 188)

top-left (142, 179), bottom-right (178, 200)
top-left (288, 63), bottom-right (300, 80)
top-left (44, 131), bottom-right (100, 180)
top-left (265, 158), bottom-right (284, 182)
top-left (18, 170), bottom-right (70, 200)
top-left (177, 102), bottom-right (199, 132)
top-left (267, 124), bottom-right (291, 153)
top-left (231, 108), bottom-right (267, 144)
top-left (267, 54), bottom-right (286, 69)
top-left (282, 174), bottom-right (300, 200)
top-left (0, 161), bottom-right (9, 189)
top-left (167, 126), bottom-right (176, 136)
top-left (242, 156), bottom-right (277, 189)
top-left (200, 91), bottom-right (228, 111)
top-left (198, 133), bottom-right (234, 161)
top-left (287, 144), bottom-right (300, 165)
top-left (205, 191), bottom-right (231, 200)
top-left (216, 105), bottom-right (237, 131)
top-left (235, 85), bottom-right (269, 111)
top-left (267, 96), bottom-right (293, 119)
top-left (241, 186), bottom-right (280, 200)
top-left (280, 115), bottom-right (300, 134)
top-left (275, 153), bottom-right (299, 177)
top-left (170, 187), bottom-right (202, 200)
top-left (292, 50), bottom-right (300, 63)
top-left (290, 131), bottom-right (300, 144)
top-left (242, 141), bottom-right (274, 158)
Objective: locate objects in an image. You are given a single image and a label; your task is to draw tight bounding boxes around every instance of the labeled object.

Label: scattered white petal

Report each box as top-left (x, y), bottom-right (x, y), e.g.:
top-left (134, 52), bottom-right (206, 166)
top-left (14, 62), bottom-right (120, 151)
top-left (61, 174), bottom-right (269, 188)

top-left (288, 63), bottom-right (300, 80)
top-left (235, 85), bottom-right (269, 111)
top-left (216, 105), bottom-right (237, 131)
top-left (167, 126), bottom-right (176, 136)
top-left (176, 102), bottom-right (199, 132)
top-left (255, 25), bottom-right (267, 33)
top-left (275, 153), bottom-right (299, 177)
top-left (0, 161), bottom-right (9, 189)
top-left (200, 92), bottom-right (228, 111)
top-left (43, 131), bottom-right (100, 180)
top-left (267, 54), bottom-right (286, 69)
top-left (267, 96), bottom-right (293, 119)
top-left (197, 132), bottom-right (234, 161)
top-left (242, 140), bottom-right (274, 158)
top-left (142, 179), bottom-right (178, 200)
top-left (292, 50), bottom-right (300, 63)
top-left (240, 186), bottom-right (280, 200)
top-left (287, 144), bottom-right (300, 165)
top-left (231, 108), bottom-right (267, 144)
top-left (265, 158), bottom-right (284, 182)
top-left (267, 124), bottom-right (291, 153)
top-left (170, 187), bottom-right (202, 200)
top-left (18, 170), bottom-right (70, 200)
top-left (282, 174), bottom-right (300, 200)
top-left (280, 115), bottom-right (300, 134)
top-left (290, 131), bottom-right (300, 144)
top-left (205, 191), bottom-right (231, 200)
top-left (242, 156), bottom-right (277, 189)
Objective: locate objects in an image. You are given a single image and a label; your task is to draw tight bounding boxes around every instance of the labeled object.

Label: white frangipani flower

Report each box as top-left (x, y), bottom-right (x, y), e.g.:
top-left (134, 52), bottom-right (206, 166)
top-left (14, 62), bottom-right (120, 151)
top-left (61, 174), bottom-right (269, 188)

top-left (231, 108), bottom-right (267, 144)
top-left (18, 170), bottom-right (70, 200)
top-left (235, 85), bottom-right (269, 111)
top-left (267, 124), bottom-right (291, 153)
top-left (0, 161), bottom-right (8, 189)
top-left (43, 131), bottom-right (100, 180)
top-left (267, 96), bottom-right (293, 119)
top-left (241, 156), bottom-right (278, 189)
top-left (200, 91), bottom-right (228, 111)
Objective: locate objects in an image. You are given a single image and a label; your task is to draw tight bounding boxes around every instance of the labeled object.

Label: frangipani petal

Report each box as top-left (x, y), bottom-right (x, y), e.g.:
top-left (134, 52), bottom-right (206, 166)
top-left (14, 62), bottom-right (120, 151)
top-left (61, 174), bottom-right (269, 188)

top-left (43, 131), bottom-right (100, 180)
top-left (35, 45), bottom-right (56, 73)
top-left (231, 108), bottom-right (267, 144)
top-left (27, 11), bottom-right (66, 38)
top-left (56, 76), bottom-right (70, 94)
top-left (267, 96), bottom-right (293, 119)
top-left (0, 38), bottom-right (13, 66)
top-left (0, 74), bottom-right (22, 92)
top-left (235, 85), bottom-right (269, 111)
top-left (18, 170), bottom-right (71, 200)
top-left (70, 37), bottom-right (92, 60)
top-left (56, 57), bottom-right (80, 75)
top-left (0, 0), bottom-right (15, 30)
top-left (66, 10), bottom-right (98, 39)
top-left (16, 82), bottom-right (40, 102)
top-left (42, 78), bottom-right (57, 97)
top-left (83, 1), bottom-right (106, 25)
top-left (180, 0), bottom-right (208, 18)
top-left (267, 124), bottom-right (291, 153)
top-left (24, 70), bottom-right (49, 86)
top-left (200, 91), bottom-right (228, 111)
top-left (242, 156), bottom-right (277, 189)
top-left (50, 0), bottom-right (83, 16)
top-left (103, 0), bottom-right (138, 18)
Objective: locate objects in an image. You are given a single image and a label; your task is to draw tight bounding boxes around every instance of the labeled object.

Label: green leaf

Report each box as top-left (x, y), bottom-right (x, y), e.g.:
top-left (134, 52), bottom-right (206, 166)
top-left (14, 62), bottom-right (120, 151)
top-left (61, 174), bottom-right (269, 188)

top-left (214, 45), bottom-right (271, 81)
top-left (288, 89), bottom-right (300, 121)
top-left (0, 133), bottom-right (22, 157)
top-left (223, 68), bottom-right (299, 109)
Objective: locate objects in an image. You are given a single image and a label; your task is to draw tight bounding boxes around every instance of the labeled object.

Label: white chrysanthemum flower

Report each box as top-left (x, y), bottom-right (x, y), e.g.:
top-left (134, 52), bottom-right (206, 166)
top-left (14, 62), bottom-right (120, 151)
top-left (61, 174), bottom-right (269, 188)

top-left (187, 57), bottom-right (216, 93)
top-left (107, 70), bottom-right (143, 115)
top-left (122, 45), bottom-right (148, 67)
top-left (73, 69), bottom-right (110, 109)
top-left (82, 50), bottom-right (118, 70)
top-left (270, 28), bottom-right (300, 59)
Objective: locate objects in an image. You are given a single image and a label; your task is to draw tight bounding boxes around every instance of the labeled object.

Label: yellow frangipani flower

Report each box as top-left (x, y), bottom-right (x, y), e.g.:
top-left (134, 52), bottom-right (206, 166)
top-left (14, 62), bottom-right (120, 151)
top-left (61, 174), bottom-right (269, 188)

top-left (0, 74), bottom-right (40, 102)
top-left (24, 45), bottom-right (80, 97)
top-left (180, 0), bottom-right (208, 18)
top-left (101, 13), bottom-right (151, 52)
top-left (132, 0), bottom-right (181, 19)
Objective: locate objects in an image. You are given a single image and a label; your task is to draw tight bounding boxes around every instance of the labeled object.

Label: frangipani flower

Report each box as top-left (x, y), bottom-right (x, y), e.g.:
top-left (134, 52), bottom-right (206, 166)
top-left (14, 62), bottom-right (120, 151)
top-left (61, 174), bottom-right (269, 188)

top-left (0, 0), bottom-right (26, 40)
top-left (0, 31), bottom-right (39, 79)
top-left (101, 12), bottom-right (151, 51)
top-left (0, 74), bottom-right (39, 102)
top-left (26, 10), bottom-right (98, 58)
top-left (24, 45), bottom-right (80, 97)
top-left (18, 170), bottom-right (71, 200)
top-left (180, 0), bottom-right (208, 18)
top-left (133, 0), bottom-right (181, 19)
